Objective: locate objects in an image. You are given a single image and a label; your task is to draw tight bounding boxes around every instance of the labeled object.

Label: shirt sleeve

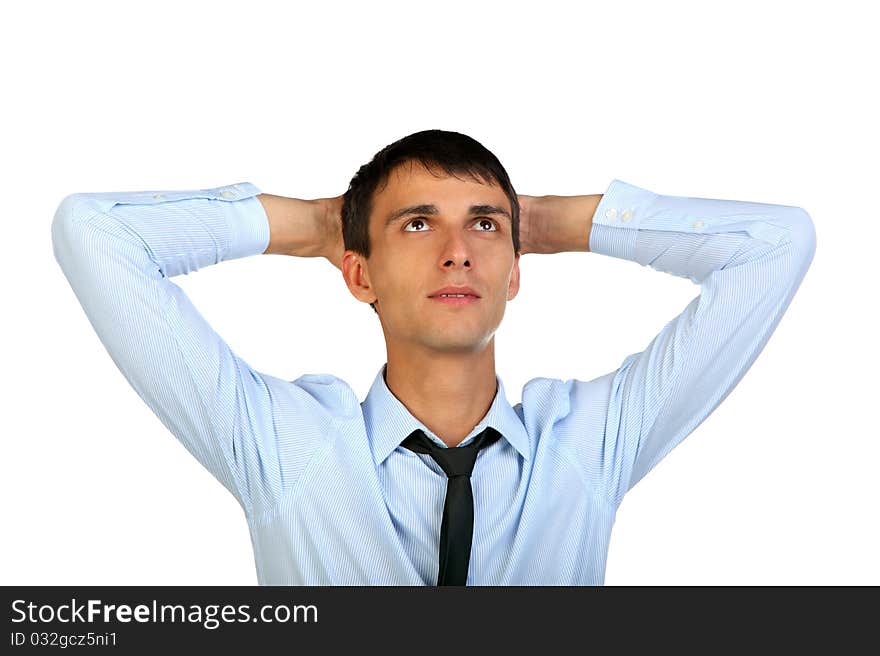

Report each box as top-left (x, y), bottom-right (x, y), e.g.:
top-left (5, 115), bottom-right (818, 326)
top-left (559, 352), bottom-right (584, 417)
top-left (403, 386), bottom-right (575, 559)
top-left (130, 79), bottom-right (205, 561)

top-left (585, 179), bottom-right (816, 508)
top-left (51, 182), bottom-right (290, 515)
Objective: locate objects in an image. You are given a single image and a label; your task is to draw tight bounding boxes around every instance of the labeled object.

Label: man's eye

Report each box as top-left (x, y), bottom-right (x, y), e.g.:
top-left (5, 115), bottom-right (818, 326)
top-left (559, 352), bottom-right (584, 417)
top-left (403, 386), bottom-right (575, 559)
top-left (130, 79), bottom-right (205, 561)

top-left (403, 217), bottom-right (429, 231)
top-left (402, 217), bottom-right (498, 232)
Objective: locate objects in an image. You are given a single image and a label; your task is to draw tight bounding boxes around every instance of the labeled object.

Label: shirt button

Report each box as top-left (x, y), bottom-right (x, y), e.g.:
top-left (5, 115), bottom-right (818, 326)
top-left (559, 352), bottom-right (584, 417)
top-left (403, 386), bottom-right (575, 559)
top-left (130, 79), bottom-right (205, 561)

top-left (693, 220), bottom-right (705, 229)
top-left (605, 208), bottom-right (618, 220)
top-left (621, 209), bottom-right (633, 222)
top-left (220, 190), bottom-right (235, 198)
top-left (152, 194), bottom-right (165, 199)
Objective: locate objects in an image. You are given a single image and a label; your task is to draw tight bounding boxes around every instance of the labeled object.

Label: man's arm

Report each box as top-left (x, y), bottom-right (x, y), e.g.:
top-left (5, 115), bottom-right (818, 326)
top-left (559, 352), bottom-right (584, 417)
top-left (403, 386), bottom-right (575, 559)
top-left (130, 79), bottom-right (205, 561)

top-left (517, 192), bottom-right (600, 255)
top-left (258, 192), bottom-right (342, 265)
top-left (51, 182), bottom-right (341, 516)
top-left (539, 179), bottom-right (816, 508)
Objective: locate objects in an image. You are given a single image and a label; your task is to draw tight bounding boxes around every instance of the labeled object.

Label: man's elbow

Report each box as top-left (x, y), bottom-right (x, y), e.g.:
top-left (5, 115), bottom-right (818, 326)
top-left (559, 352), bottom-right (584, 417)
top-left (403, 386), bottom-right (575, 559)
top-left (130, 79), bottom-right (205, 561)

top-left (51, 193), bottom-right (95, 266)
top-left (790, 207), bottom-right (817, 269)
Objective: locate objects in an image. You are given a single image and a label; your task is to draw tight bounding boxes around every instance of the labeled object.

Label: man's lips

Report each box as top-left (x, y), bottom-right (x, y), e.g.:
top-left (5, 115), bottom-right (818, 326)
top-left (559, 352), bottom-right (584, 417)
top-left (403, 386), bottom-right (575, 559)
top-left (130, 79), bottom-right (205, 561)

top-left (430, 295), bottom-right (480, 306)
top-left (428, 286), bottom-right (480, 298)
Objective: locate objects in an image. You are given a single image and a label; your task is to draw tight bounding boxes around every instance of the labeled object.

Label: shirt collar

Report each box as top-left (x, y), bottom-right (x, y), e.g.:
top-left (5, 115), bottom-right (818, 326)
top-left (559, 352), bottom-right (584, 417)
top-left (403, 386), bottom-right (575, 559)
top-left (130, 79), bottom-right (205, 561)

top-left (362, 362), bottom-right (531, 467)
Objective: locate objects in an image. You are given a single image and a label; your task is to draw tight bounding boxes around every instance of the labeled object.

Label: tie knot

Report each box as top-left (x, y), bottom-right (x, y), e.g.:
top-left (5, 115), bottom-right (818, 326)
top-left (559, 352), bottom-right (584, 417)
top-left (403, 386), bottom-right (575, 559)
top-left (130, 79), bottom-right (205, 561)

top-left (400, 427), bottom-right (502, 478)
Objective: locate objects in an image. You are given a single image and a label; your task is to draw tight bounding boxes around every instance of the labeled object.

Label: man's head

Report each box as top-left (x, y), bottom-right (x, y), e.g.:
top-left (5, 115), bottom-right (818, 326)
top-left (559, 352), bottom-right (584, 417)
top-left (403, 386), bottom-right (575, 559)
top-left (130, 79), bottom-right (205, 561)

top-left (340, 129), bottom-right (521, 354)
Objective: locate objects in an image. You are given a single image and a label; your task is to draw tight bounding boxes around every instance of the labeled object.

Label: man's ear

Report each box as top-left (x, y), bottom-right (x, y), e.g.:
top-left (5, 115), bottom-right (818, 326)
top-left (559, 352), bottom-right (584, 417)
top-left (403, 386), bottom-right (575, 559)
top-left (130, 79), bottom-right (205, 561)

top-left (507, 252), bottom-right (521, 301)
top-left (342, 250), bottom-right (378, 306)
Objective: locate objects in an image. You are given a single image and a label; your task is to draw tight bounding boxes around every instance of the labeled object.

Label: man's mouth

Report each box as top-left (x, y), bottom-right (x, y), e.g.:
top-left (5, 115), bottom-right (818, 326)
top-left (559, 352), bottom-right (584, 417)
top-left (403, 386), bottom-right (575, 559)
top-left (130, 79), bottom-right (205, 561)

top-left (430, 294), bottom-right (480, 306)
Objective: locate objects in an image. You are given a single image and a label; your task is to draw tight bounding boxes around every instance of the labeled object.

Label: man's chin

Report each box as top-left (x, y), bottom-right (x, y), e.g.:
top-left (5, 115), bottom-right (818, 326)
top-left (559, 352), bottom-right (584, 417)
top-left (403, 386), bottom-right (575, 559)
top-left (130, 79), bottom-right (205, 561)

top-left (419, 332), bottom-right (492, 354)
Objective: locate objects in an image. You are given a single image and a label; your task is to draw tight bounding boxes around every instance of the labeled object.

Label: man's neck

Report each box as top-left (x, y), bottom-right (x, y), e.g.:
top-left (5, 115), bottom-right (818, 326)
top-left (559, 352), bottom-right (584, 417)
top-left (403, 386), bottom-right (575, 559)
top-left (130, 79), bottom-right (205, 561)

top-left (384, 345), bottom-right (498, 448)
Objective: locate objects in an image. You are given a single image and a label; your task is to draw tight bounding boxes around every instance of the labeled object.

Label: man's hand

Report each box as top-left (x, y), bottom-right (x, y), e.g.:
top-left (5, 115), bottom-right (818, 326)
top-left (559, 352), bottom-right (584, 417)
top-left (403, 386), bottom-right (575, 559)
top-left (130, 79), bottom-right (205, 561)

top-left (517, 193), bottom-right (600, 254)
top-left (259, 193), bottom-right (338, 260)
top-left (517, 194), bottom-right (542, 255)
top-left (317, 194), bottom-right (345, 271)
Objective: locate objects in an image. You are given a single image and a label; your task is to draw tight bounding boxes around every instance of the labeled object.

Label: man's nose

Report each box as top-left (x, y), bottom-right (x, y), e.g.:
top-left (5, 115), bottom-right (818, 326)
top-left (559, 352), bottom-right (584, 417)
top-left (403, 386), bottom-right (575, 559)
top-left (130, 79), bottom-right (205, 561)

top-left (441, 232), bottom-right (471, 268)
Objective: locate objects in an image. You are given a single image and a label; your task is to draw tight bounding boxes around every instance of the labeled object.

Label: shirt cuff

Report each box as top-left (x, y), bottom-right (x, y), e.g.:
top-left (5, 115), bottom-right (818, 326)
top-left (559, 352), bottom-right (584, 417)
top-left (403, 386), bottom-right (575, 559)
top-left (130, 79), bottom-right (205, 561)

top-left (223, 182), bottom-right (271, 261)
top-left (588, 178), bottom-right (659, 261)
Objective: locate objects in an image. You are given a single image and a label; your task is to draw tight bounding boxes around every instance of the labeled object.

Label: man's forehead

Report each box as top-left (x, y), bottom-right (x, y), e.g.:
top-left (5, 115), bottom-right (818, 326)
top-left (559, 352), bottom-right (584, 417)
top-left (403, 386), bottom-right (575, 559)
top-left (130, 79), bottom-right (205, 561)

top-left (377, 164), bottom-right (509, 213)
top-left (387, 160), bottom-right (499, 189)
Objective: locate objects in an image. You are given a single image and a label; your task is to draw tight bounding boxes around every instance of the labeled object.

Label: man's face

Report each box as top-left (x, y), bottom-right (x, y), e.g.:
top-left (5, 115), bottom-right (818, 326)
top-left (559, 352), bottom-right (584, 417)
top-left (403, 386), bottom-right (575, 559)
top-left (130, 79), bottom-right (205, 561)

top-left (345, 160), bottom-right (521, 354)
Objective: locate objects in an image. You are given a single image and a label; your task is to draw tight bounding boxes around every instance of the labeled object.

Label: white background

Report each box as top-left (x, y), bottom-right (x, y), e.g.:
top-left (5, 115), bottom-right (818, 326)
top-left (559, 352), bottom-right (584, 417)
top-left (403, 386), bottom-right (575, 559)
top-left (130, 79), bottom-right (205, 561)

top-left (3, 0), bottom-right (876, 585)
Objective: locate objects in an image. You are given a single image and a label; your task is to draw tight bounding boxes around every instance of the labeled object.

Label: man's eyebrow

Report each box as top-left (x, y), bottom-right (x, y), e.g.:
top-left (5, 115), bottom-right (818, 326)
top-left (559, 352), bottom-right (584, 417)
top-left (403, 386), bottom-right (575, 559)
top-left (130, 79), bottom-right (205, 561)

top-left (385, 203), bottom-right (511, 227)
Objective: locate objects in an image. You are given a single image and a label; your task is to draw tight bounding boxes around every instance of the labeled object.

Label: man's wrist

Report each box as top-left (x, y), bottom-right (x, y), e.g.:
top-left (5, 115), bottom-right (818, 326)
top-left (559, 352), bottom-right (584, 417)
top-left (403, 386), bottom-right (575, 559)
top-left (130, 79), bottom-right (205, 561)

top-left (259, 193), bottom-right (327, 258)
top-left (532, 194), bottom-right (600, 254)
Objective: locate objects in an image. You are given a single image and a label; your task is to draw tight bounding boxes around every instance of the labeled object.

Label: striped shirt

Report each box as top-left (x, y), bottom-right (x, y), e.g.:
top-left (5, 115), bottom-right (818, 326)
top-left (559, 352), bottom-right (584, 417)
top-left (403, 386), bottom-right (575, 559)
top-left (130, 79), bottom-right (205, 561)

top-left (51, 178), bottom-right (816, 585)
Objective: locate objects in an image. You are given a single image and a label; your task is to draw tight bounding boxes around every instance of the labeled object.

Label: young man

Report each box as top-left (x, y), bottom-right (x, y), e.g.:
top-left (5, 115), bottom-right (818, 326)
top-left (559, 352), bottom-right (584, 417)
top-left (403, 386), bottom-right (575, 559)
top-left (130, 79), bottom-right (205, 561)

top-left (52, 129), bottom-right (816, 585)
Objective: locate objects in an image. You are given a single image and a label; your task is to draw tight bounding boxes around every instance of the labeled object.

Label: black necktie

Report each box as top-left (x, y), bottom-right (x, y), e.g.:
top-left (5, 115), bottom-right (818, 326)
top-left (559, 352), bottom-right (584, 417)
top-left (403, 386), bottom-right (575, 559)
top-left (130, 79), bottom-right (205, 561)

top-left (400, 426), bottom-right (502, 586)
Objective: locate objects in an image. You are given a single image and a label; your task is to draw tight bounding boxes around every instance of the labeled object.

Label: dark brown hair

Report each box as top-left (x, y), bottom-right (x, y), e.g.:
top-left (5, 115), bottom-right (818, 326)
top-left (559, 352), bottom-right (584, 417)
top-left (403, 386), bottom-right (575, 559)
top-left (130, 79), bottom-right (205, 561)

top-left (341, 129), bottom-right (520, 314)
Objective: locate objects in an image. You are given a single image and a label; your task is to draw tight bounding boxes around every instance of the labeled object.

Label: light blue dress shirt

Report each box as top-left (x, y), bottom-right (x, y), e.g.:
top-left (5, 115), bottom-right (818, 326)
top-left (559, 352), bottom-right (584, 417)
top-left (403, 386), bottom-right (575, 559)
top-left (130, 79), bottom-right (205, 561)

top-left (51, 178), bottom-right (816, 585)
